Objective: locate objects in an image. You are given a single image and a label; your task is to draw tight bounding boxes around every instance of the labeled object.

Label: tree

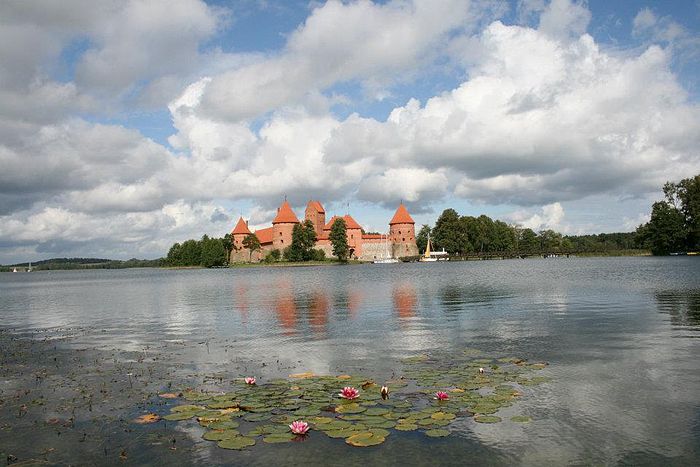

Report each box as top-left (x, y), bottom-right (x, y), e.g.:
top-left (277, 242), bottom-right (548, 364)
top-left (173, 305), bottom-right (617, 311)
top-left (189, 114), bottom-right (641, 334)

top-left (416, 225), bottom-right (431, 254)
top-left (166, 242), bottom-right (183, 266)
top-left (201, 236), bottom-right (226, 267)
top-left (518, 228), bottom-right (539, 252)
top-left (180, 239), bottom-right (202, 266)
top-left (264, 249), bottom-right (281, 263)
top-left (222, 233), bottom-right (233, 263)
top-left (433, 209), bottom-right (467, 254)
top-left (330, 217), bottom-right (349, 261)
top-left (286, 221), bottom-right (317, 261)
top-left (242, 234), bottom-right (261, 262)
top-left (492, 220), bottom-right (516, 252)
top-left (669, 175), bottom-right (700, 250)
top-left (638, 201), bottom-right (686, 255)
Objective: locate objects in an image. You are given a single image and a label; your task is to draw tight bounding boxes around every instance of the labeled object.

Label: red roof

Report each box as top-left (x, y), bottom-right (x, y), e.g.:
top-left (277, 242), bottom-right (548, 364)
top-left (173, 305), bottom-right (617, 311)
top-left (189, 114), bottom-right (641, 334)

top-left (272, 201), bottom-right (299, 224)
top-left (389, 203), bottom-right (415, 225)
top-left (231, 217), bottom-right (252, 235)
top-left (255, 227), bottom-right (274, 245)
top-left (307, 200), bottom-right (325, 213)
top-left (323, 215), bottom-right (362, 231)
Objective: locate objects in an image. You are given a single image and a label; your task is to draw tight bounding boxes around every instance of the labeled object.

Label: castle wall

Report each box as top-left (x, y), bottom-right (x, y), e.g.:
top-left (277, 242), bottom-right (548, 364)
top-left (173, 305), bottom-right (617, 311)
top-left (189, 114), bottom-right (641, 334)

top-left (305, 206), bottom-right (325, 238)
top-left (359, 239), bottom-right (389, 261)
top-left (273, 223), bottom-right (295, 250)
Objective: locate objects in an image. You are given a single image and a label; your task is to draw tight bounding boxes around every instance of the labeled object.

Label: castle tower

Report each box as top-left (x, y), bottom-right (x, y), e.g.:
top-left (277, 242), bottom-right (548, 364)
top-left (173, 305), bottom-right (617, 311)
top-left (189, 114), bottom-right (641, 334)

top-left (305, 201), bottom-right (326, 237)
top-left (389, 203), bottom-right (419, 258)
top-left (230, 216), bottom-right (252, 262)
top-left (272, 200), bottom-right (299, 251)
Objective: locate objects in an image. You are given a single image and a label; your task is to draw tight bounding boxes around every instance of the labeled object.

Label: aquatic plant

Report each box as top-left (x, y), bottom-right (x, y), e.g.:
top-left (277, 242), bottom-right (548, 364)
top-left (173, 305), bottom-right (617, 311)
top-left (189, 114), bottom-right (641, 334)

top-left (158, 351), bottom-right (550, 450)
top-left (289, 420), bottom-right (310, 435)
top-left (434, 391), bottom-right (449, 401)
top-left (339, 386), bottom-right (360, 400)
top-left (244, 377), bottom-right (256, 385)
top-left (380, 385), bottom-right (389, 399)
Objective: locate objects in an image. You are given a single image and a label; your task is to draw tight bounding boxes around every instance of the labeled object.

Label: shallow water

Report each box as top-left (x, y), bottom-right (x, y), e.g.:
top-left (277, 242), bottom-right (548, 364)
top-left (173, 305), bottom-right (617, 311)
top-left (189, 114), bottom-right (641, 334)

top-left (1, 257), bottom-right (699, 465)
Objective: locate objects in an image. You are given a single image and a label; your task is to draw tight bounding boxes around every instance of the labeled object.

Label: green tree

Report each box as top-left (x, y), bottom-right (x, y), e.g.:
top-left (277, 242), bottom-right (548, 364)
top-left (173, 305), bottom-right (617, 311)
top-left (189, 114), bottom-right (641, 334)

top-left (264, 249), bottom-right (281, 263)
top-left (201, 236), bottom-right (226, 267)
top-left (222, 233), bottom-right (233, 263)
top-left (492, 220), bottom-right (516, 252)
top-left (286, 220), bottom-right (317, 261)
top-left (330, 217), bottom-right (349, 261)
top-left (166, 242), bottom-right (183, 266)
top-left (539, 229), bottom-right (562, 251)
top-left (518, 228), bottom-right (539, 252)
top-left (180, 239), bottom-right (202, 266)
top-left (433, 209), bottom-right (467, 254)
top-left (666, 175), bottom-right (700, 250)
top-left (638, 201), bottom-right (686, 255)
top-left (242, 233), bottom-right (261, 262)
top-left (416, 224), bottom-right (431, 253)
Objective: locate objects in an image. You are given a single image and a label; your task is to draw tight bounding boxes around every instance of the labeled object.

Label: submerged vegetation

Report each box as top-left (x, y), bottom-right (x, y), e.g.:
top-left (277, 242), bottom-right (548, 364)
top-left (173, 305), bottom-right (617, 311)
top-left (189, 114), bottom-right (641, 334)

top-left (154, 351), bottom-right (550, 451)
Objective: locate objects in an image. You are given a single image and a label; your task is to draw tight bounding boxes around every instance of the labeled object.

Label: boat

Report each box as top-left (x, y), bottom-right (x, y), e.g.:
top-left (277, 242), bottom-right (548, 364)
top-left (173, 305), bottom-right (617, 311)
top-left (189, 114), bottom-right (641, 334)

top-left (374, 234), bottom-right (399, 264)
top-left (420, 234), bottom-right (449, 262)
top-left (12, 267), bottom-right (17, 273)
top-left (27, 262), bottom-right (32, 272)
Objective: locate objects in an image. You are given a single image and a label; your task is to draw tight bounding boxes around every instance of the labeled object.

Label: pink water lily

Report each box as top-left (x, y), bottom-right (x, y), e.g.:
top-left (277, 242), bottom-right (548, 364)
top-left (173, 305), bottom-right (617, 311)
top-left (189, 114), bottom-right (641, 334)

top-left (244, 377), bottom-right (256, 385)
top-left (435, 391), bottom-right (449, 401)
top-left (289, 420), bottom-right (310, 435)
top-left (339, 386), bottom-right (360, 400)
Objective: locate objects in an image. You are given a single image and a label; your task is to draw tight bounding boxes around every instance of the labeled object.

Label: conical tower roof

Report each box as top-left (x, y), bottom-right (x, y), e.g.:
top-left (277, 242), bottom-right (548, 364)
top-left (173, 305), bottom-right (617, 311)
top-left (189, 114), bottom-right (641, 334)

top-left (389, 203), bottom-right (415, 225)
top-left (231, 216), bottom-right (252, 235)
top-left (272, 200), bottom-right (300, 224)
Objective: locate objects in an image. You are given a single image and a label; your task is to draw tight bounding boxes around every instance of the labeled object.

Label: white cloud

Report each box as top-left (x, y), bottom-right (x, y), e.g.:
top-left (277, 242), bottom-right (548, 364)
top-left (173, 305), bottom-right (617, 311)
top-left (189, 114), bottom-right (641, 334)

top-left (508, 202), bottom-right (566, 231)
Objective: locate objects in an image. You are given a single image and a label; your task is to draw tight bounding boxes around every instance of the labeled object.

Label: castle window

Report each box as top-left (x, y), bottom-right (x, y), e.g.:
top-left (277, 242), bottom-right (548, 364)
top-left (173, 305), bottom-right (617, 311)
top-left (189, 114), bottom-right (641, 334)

top-left (403, 238), bottom-right (405, 241)
top-left (279, 232), bottom-right (282, 236)
top-left (399, 230), bottom-right (402, 234)
top-left (281, 240), bottom-right (284, 244)
top-left (351, 234), bottom-right (353, 239)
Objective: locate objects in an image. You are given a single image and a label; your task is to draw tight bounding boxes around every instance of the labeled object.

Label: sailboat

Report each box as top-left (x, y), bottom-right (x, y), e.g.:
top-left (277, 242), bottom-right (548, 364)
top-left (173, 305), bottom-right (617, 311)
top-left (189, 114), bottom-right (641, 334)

top-left (420, 234), bottom-right (438, 262)
top-left (373, 234), bottom-right (399, 264)
top-left (27, 262), bottom-right (32, 272)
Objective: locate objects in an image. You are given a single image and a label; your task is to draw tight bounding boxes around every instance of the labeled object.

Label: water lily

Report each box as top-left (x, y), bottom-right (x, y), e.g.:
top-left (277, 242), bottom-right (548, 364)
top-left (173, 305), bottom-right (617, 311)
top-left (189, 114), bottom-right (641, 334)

top-left (479, 367), bottom-right (485, 374)
top-left (244, 377), bottom-right (256, 385)
top-left (339, 386), bottom-right (360, 400)
top-left (289, 420), bottom-right (310, 435)
top-left (380, 385), bottom-right (389, 400)
top-left (434, 391), bottom-right (449, 401)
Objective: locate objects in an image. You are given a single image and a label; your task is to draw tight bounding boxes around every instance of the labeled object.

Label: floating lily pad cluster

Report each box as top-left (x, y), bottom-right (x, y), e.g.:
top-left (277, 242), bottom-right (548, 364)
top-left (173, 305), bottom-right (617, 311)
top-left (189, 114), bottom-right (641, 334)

top-left (158, 352), bottom-right (549, 450)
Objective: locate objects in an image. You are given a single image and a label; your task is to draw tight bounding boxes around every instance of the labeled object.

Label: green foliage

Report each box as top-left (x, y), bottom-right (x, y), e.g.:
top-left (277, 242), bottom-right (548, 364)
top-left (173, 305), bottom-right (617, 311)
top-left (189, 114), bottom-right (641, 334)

top-left (285, 221), bottom-right (317, 261)
top-left (242, 234), bottom-right (261, 261)
top-left (636, 174), bottom-right (700, 254)
top-left (264, 249), bottom-right (281, 263)
top-left (330, 217), bottom-right (349, 261)
top-left (201, 235), bottom-right (227, 267)
top-left (311, 248), bottom-right (326, 261)
top-left (416, 225), bottom-right (431, 253)
top-left (166, 234), bottom-right (228, 267)
top-left (432, 209), bottom-right (467, 254)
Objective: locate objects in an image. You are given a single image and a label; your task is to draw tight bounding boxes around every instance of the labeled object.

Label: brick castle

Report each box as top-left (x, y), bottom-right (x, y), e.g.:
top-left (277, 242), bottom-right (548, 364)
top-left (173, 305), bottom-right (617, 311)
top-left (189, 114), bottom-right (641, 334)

top-left (230, 200), bottom-right (419, 262)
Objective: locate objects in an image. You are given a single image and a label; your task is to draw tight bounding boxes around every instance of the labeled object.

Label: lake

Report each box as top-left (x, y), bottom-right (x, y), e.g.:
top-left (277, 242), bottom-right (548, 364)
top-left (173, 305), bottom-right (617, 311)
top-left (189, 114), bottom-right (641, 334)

top-left (1, 257), bottom-right (699, 466)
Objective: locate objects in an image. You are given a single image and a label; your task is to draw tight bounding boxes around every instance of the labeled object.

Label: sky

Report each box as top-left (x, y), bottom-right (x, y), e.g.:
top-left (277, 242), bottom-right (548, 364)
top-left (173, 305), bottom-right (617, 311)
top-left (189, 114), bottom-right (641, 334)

top-left (0, 0), bottom-right (699, 263)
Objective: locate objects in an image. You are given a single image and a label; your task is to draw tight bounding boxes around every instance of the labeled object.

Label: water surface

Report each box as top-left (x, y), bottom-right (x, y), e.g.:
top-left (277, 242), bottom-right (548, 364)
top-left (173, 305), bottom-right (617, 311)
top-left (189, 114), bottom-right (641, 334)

top-left (1, 257), bottom-right (699, 465)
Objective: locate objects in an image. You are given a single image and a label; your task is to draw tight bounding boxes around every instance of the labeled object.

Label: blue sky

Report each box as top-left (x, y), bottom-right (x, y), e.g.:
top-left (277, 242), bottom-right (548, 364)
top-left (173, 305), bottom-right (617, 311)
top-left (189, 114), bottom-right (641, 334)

top-left (0, 0), bottom-right (699, 263)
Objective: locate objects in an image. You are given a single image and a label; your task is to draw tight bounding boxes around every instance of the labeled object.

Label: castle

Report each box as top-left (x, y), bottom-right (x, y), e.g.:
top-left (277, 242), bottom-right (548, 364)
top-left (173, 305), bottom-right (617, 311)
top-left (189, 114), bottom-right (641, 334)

top-left (229, 200), bottom-right (419, 262)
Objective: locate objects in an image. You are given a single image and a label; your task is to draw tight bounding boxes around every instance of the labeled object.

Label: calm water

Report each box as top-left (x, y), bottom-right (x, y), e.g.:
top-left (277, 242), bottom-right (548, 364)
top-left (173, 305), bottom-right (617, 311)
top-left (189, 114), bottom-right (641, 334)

top-left (1, 257), bottom-right (699, 465)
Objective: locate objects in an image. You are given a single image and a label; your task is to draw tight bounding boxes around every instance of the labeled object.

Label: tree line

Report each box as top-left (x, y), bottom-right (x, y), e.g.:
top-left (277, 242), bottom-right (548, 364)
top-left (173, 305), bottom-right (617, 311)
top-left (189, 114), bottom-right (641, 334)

top-left (635, 175), bottom-right (699, 255)
top-left (419, 211), bottom-right (638, 256)
top-left (165, 218), bottom-right (353, 266)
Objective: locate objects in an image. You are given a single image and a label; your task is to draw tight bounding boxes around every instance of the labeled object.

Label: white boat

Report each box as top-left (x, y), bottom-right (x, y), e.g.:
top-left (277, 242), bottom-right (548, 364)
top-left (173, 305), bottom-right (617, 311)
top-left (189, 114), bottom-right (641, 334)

top-left (374, 234), bottom-right (399, 264)
top-left (420, 234), bottom-right (449, 262)
top-left (27, 262), bottom-right (32, 272)
top-left (12, 267), bottom-right (17, 273)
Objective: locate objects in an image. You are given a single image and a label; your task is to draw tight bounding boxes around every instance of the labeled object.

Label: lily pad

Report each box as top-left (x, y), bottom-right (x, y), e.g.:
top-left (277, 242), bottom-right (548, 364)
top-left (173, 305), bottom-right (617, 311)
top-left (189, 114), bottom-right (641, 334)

top-left (217, 436), bottom-right (256, 450)
top-left (424, 429), bottom-right (450, 437)
top-left (336, 403), bottom-right (366, 414)
top-left (163, 412), bottom-right (196, 421)
top-left (345, 431), bottom-right (386, 447)
top-left (510, 415), bottom-right (531, 423)
top-left (263, 433), bottom-right (296, 443)
top-left (474, 415), bottom-right (501, 424)
top-left (430, 412), bottom-right (456, 421)
top-left (203, 429), bottom-right (240, 441)
top-left (395, 423), bottom-right (419, 431)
